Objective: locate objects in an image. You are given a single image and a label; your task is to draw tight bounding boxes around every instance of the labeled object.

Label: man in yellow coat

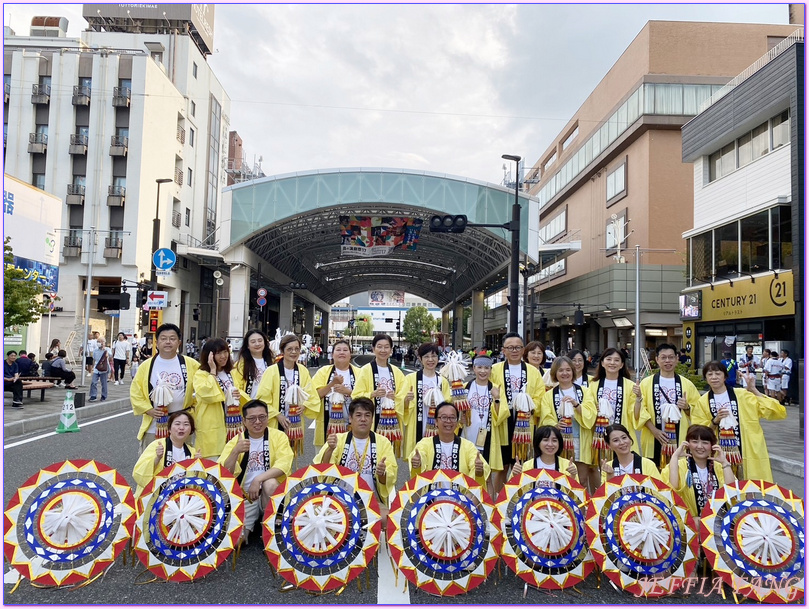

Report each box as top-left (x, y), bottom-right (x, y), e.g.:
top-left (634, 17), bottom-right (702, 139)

top-left (314, 397), bottom-right (398, 509)
top-left (219, 400), bottom-right (294, 546)
top-left (130, 323), bottom-right (199, 455)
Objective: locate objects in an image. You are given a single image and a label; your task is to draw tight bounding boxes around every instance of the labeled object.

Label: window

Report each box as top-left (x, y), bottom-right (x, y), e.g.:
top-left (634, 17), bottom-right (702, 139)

top-left (737, 132), bottom-right (752, 168)
top-left (187, 167), bottom-right (193, 185)
top-left (189, 127), bottom-right (195, 147)
top-left (714, 222), bottom-right (738, 276)
top-left (73, 175), bottom-right (86, 187)
top-left (192, 62), bottom-right (198, 78)
top-left (190, 100), bottom-right (196, 117)
top-left (116, 126), bottom-right (129, 139)
top-left (35, 123), bottom-right (48, 136)
top-left (690, 232), bottom-right (713, 283)
top-left (78, 76), bottom-right (91, 89)
top-left (771, 110), bottom-right (789, 149)
top-left (708, 143), bottom-right (734, 181)
top-left (118, 78), bottom-right (131, 93)
top-left (771, 205), bottom-right (792, 269)
top-left (539, 208), bottom-right (566, 243)
top-left (561, 126), bottom-right (578, 151)
top-left (185, 207), bottom-right (191, 227)
top-left (740, 211), bottom-right (768, 273)
top-left (606, 162), bottom-right (626, 202)
top-left (543, 151), bottom-right (556, 171)
top-left (605, 209), bottom-right (628, 251)
top-left (32, 173), bottom-right (45, 189)
top-left (77, 125), bottom-right (89, 138)
top-left (751, 122), bottom-right (768, 160)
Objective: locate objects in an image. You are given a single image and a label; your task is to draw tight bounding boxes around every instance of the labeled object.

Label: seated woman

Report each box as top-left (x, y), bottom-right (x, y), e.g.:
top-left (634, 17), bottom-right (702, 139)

top-left (50, 350), bottom-right (77, 389)
top-left (132, 410), bottom-right (198, 499)
top-left (662, 424), bottom-right (736, 519)
top-left (512, 425), bottom-right (578, 482)
top-left (408, 401), bottom-right (491, 487)
top-left (599, 423), bottom-right (661, 483)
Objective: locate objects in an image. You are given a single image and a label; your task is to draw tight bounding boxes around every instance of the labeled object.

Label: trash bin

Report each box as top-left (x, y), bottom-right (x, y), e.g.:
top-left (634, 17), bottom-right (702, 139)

top-left (74, 391), bottom-right (86, 409)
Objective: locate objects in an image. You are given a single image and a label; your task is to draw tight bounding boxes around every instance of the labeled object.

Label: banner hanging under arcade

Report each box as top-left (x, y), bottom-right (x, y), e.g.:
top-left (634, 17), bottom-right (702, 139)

top-left (339, 216), bottom-right (423, 257)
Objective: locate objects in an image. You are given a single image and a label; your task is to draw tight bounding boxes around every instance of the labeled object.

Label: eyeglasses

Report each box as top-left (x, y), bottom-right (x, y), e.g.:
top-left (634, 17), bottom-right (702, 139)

top-left (284, 347), bottom-right (301, 353)
top-left (437, 416), bottom-right (458, 423)
top-left (503, 345), bottom-right (523, 351)
top-left (245, 415), bottom-right (268, 423)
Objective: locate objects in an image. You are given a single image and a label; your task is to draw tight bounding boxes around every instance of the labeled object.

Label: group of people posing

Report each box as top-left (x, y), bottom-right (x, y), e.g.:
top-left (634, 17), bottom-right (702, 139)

top-left (131, 325), bottom-right (787, 546)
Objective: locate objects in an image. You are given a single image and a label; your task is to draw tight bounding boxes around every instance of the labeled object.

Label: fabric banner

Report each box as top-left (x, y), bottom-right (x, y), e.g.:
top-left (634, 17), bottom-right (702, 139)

top-left (339, 216), bottom-right (423, 257)
top-left (369, 290), bottom-right (405, 307)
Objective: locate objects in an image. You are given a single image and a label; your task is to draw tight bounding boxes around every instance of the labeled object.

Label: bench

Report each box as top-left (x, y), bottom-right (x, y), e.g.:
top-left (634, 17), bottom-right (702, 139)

top-left (21, 380), bottom-right (56, 401)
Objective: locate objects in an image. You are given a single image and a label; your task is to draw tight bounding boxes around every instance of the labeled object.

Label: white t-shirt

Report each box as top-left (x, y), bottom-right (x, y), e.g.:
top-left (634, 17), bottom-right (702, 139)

top-left (283, 366), bottom-right (297, 387)
top-left (112, 340), bottom-right (131, 360)
top-left (250, 357), bottom-right (268, 398)
top-left (658, 375), bottom-right (677, 405)
top-left (712, 390), bottom-right (731, 413)
top-left (464, 382), bottom-right (490, 447)
top-left (217, 371), bottom-right (235, 396)
top-left (147, 356), bottom-right (187, 434)
top-left (616, 461), bottom-right (635, 475)
top-left (421, 374), bottom-right (439, 435)
top-left (345, 436), bottom-right (374, 491)
top-left (241, 437), bottom-right (268, 491)
top-left (533, 457), bottom-right (557, 471)
top-left (507, 364), bottom-right (524, 397)
top-left (375, 365), bottom-right (393, 394)
top-left (439, 441), bottom-right (455, 469)
top-left (601, 378), bottom-right (619, 422)
top-left (171, 444), bottom-right (188, 464)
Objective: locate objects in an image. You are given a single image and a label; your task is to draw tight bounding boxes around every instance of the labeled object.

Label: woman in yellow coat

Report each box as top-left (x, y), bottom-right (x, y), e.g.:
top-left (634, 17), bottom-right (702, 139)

top-left (401, 343), bottom-right (452, 458)
top-left (691, 363), bottom-right (786, 482)
top-left (568, 350), bottom-right (592, 388)
top-left (193, 338), bottom-right (248, 459)
top-left (599, 423), bottom-right (661, 484)
top-left (255, 334), bottom-right (320, 452)
top-left (511, 425), bottom-right (579, 482)
top-left (540, 356), bottom-right (596, 485)
top-left (352, 334), bottom-right (406, 446)
top-left (661, 424), bottom-right (736, 518)
top-left (310, 339), bottom-right (360, 447)
top-left (580, 348), bottom-right (640, 494)
top-left (231, 329), bottom-right (275, 400)
top-left (132, 411), bottom-right (198, 499)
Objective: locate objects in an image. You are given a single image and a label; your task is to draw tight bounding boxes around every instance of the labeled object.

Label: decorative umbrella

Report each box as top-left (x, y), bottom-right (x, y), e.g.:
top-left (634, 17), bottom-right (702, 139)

top-left (132, 458), bottom-right (244, 582)
top-left (3, 459), bottom-right (136, 588)
top-left (585, 474), bottom-right (699, 597)
top-left (387, 469), bottom-right (501, 596)
top-left (262, 463), bottom-right (381, 593)
top-left (495, 468), bottom-right (594, 590)
top-left (701, 479), bottom-right (804, 604)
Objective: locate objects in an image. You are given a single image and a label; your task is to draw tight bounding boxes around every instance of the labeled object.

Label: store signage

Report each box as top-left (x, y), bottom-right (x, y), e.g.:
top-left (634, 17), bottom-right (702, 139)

top-left (692, 272), bottom-right (794, 322)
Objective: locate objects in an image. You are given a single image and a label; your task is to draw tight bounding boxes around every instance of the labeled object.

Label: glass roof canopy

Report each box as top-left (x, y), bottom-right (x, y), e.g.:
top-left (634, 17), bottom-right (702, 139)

top-left (223, 168), bottom-right (539, 307)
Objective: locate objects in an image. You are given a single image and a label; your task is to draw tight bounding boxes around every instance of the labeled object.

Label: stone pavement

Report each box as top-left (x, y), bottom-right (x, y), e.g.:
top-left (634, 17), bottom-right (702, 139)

top-left (3, 373), bottom-right (805, 478)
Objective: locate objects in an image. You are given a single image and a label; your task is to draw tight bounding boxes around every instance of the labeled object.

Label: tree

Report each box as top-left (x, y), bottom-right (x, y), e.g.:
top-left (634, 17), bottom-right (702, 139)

top-left (4, 237), bottom-right (47, 331)
top-left (355, 316), bottom-right (374, 337)
top-left (403, 306), bottom-right (436, 345)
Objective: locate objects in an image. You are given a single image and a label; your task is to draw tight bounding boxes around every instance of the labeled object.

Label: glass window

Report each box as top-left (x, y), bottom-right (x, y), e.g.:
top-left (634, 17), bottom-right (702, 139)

top-left (73, 175), bottom-right (86, 187)
top-left (607, 113), bottom-right (618, 143)
top-left (654, 83), bottom-right (683, 114)
top-left (690, 232), bottom-right (713, 283)
top-left (616, 100), bottom-right (628, 134)
top-left (592, 128), bottom-right (602, 158)
top-left (606, 163), bottom-right (626, 201)
top-left (584, 137), bottom-right (593, 166)
top-left (643, 83), bottom-right (655, 114)
top-left (185, 207), bottom-right (191, 226)
top-left (32, 173), bottom-right (45, 189)
top-left (78, 76), bottom-right (91, 88)
top-left (113, 176), bottom-right (126, 187)
top-left (714, 221), bottom-right (739, 277)
top-left (627, 87), bottom-right (641, 124)
top-left (116, 127), bottom-right (129, 139)
top-left (561, 127), bottom-right (578, 150)
top-left (751, 122), bottom-right (768, 160)
top-left (77, 126), bottom-right (89, 137)
top-left (118, 78), bottom-right (131, 92)
top-left (35, 124), bottom-right (48, 136)
top-left (771, 206), bottom-right (792, 269)
top-left (740, 211), bottom-right (768, 272)
top-left (771, 110), bottom-right (790, 149)
top-left (192, 63), bottom-right (198, 78)
top-left (599, 123), bottom-right (610, 151)
top-left (190, 100), bottom-right (196, 117)
top-left (605, 210), bottom-right (627, 250)
top-left (187, 167), bottom-right (193, 185)
top-left (189, 127), bottom-right (195, 147)
top-left (737, 132), bottom-right (752, 168)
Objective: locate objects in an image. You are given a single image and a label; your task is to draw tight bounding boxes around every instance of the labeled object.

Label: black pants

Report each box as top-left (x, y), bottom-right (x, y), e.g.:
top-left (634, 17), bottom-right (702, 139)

top-left (52, 368), bottom-right (77, 385)
top-left (113, 358), bottom-right (127, 381)
top-left (5, 380), bottom-right (23, 403)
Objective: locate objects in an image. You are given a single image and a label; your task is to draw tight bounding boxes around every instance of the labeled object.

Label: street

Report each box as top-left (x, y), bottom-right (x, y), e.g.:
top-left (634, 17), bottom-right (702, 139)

top-left (3, 408), bottom-right (803, 605)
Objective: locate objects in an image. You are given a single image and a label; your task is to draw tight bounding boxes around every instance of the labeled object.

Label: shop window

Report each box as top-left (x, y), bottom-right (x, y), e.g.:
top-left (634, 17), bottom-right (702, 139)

top-left (714, 222), bottom-right (738, 277)
top-left (740, 211), bottom-right (768, 273)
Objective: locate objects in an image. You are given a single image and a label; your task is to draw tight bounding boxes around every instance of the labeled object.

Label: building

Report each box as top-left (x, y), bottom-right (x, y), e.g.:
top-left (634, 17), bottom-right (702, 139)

top-left (679, 30), bottom-right (803, 376)
top-left (3, 5), bottom-right (231, 349)
top-left (521, 20), bottom-right (801, 365)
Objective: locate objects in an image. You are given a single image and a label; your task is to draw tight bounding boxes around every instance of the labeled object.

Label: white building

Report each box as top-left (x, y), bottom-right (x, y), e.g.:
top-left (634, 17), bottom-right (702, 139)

top-left (3, 6), bottom-right (230, 350)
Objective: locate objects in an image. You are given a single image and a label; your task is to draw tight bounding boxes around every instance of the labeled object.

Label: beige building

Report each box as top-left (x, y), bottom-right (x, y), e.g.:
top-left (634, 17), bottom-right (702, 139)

top-left (523, 20), bottom-right (799, 363)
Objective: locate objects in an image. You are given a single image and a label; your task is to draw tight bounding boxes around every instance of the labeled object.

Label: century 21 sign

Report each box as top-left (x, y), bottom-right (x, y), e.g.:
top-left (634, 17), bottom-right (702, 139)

top-left (702, 271), bottom-right (794, 322)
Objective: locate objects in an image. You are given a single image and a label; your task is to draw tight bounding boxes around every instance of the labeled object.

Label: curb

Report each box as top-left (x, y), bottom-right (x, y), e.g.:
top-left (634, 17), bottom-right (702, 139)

top-left (770, 453), bottom-right (804, 479)
top-left (3, 398), bottom-right (132, 440)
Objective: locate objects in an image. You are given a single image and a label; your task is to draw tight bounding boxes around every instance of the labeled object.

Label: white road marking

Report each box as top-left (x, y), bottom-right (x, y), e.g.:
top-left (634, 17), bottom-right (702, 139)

top-left (377, 535), bottom-right (410, 604)
top-left (3, 411), bottom-right (130, 449)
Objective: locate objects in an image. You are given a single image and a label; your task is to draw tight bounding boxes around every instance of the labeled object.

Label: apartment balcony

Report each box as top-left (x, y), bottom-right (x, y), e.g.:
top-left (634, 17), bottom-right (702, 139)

top-left (172, 210), bottom-right (182, 228)
top-left (176, 125), bottom-right (185, 144)
top-left (28, 132), bottom-right (47, 154)
top-left (72, 85), bottom-right (91, 106)
top-left (31, 84), bottom-right (50, 104)
top-left (174, 167), bottom-right (183, 186)
top-left (110, 135), bottom-right (128, 157)
top-left (107, 185), bottom-right (126, 206)
top-left (63, 234), bottom-right (82, 257)
top-left (104, 235), bottom-right (123, 258)
top-left (69, 134), bottom-right (88, 155)
top-left (112, 86), bottom-right (130, 107)
top-left (66, 184), bottom-right (85, 206)
top-left (4, 82), bottom-right (9, 104)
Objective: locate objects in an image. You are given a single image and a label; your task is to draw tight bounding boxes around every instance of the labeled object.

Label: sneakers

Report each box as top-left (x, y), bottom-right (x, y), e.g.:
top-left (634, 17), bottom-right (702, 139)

top-left (11, 402), bottom-right (23, 409)
top-left (89, 397), bottom-right (97, 402)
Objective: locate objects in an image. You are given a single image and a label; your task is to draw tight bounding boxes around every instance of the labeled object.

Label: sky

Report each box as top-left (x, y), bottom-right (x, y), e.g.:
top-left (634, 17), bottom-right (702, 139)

top-left (3, 2), bottom-right (791, 185)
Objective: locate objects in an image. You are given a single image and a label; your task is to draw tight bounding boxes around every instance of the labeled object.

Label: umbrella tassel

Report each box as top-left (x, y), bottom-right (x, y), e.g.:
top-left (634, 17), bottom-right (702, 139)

top-left (560, 415), bottom-right (574, 460)
top-left (225, 404), bottom-right (243, 442)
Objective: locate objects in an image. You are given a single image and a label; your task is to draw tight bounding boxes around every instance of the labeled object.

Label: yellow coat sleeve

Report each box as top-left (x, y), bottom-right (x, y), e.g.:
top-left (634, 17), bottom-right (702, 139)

top-left (375, 434), bottom-right (399, 506)
top-left (132, 439), bottom-right (161, 498)
top-left (298, 365), bottom-right (320, 422)
top-left (131, 359), bottom-right (155, 441)
top-left (192, 369), bottom-right (227, 458)
top-left (401, 373), bottom-right (419, 458)
top-left (408, 437), bottom-right (435, 479)
top-left (231, 360), bottom-right (246, 393)
top-left (351, 364), bottom-right (374, 400)
top-left (218, 435), bottom-right (243, 477)
top-left (539, 391), bottom-right (560, 427)
top-left (269, 428), bottom-right (295, 477)
top-left (460, 438), bottom-right (490, 486)
top-left (182, 357), bottom-right (201, 410)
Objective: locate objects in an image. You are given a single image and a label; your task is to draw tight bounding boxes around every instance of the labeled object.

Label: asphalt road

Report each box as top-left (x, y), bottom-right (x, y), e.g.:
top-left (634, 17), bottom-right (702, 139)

top-left (3, 411), bottom-right (804, 605)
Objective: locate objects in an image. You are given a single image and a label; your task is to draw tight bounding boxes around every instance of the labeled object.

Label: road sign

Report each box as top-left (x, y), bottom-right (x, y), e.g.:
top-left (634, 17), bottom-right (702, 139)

top-left (257, 297), bottom-right (267, 307)
top-left (147, 291), bottom-right (168, 308)
top-left (257, 288), bottom-right (267, 297)
top-left (152, 248), bottom-right (177, 271)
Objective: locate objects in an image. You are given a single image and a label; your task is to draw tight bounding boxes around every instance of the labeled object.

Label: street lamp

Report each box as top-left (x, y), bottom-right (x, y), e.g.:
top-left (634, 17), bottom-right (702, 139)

top-left (502, 154), bottom-right (521, 334)
top-left (151, 178), bottom-right (173, 288)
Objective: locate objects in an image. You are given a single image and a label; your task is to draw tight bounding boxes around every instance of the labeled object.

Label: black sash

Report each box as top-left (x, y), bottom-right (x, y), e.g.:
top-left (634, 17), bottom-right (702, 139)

top-left (370, 361), bottom-right (396, 432)
top-left (236, 428), bottom-right (270, 486)
top-left (147, 354), bottom-right (189, 401)
top-left (612, 452), bottom-right (645, 474)
top-left (707, 388), bottom-right (743, 457)
top-left (597, 377), bottom-right (624, 425)
top-left (553, 385), bottom-right (584, 420)
top-left (278, 361), bottom-right (300, 417)
top-left (432, 435), bottom-right (461, 471)
top-left (323, 365), bottom-right (355, 430)
top-left (163, 437), bottom-right (192, 468)
top-left (687, 456), bottom-right (719, 515)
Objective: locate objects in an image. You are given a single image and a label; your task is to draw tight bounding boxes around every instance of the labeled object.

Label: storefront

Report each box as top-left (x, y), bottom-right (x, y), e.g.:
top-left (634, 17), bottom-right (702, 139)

top-left (680, 271), bottom-right (795, 371)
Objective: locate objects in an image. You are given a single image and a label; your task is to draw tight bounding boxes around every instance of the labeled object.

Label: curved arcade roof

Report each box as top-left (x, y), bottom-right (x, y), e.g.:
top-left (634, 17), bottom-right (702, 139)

top-left (222, 168), bottom-right (539, 308)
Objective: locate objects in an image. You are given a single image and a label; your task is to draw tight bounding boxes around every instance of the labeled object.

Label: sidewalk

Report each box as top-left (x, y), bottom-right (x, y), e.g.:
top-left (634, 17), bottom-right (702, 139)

top-left (3, 374), bottom-right (805, 479)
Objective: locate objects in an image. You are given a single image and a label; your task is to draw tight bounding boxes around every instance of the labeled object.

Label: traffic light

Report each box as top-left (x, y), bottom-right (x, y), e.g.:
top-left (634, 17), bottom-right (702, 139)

top-left (396, 320), bottom-right (401, 330)
top-left (574, 308), bottom-right (584, 326)
top-left (193, 307), bottom-right (200, 321)
top-left (539, 315), bottom-right (548, 331)
top-left (429, 214), bottom-right (467, 233)
top-left (348, 319), bottom-right (355, 329)
top-left (137, 290), bottom-right (147, 308)
top-left (289, 282), bottom-right (307, 290)
top-left (149, 310), bottom-right (160, 332)
top-left (385, 318), bottom-right (393, 323)
top-left (119, 291), bottom-right (130, 310)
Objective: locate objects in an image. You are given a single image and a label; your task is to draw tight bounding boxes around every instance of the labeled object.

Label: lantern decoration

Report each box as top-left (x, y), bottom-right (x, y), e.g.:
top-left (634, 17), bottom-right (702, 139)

top-left (440, 352), bottom-right (471, 426)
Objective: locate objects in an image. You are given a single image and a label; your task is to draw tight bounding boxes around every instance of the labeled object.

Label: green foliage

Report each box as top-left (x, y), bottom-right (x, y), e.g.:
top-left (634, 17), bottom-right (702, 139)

top-left (676, 363), bottom-right (707, 390)
top-left (403, 306), bottom-right (436, 345)
top-left (4, 237), bottom-right (48, 332)
top-left (355, 316), bottom-right (374, 337)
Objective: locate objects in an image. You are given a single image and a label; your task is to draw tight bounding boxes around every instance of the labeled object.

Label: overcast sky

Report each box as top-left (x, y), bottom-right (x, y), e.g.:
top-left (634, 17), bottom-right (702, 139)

top-left (5, 3), bottom-right (790, 185)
